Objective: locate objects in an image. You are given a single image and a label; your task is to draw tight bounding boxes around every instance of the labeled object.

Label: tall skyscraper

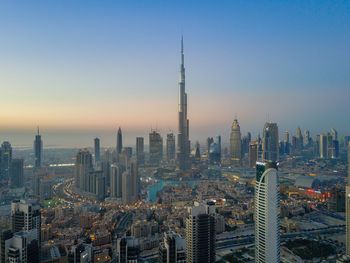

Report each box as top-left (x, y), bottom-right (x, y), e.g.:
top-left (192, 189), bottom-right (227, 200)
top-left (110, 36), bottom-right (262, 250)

top-left (94, 137), bottom-right (101, 165)
top-left (10, 159), bottom-right (24, 188)
top-left (230, 118), bottom-right (242, 164)
top-left (159, 231), bottom-right (186, 263)
top-left (262, 122), bottom-right (279, 162)
top-left (208, 136), bottom-right (221, 164)
top-left (186, 201), bottom-right (216, 263)
top-left (255, 161), bottom-right (280, 263)
top-left (166, 133), bottom-right (176, 162)
top-left (177, 37), bottom-right (190, 172)
top-left (117, 127), bottom-right (123, 156)
top-left (34, 127), bottom-right (43, 169)
top-left (110, 164), bottom-right (123, 198)
top-left (11, 199), bottom-right (41, 245)
top-left (319, 133), bottom-right (328, 159)
top-left (249, 140), bottom-right (258, 168)
top-left (295, 126), bottom-right (303, 150)
top-left (149, 131), bottom-right (163, 166)
top-left (0, 141), bottom-right (12, 180)
top-left (346, 142), bottom-right (350, 257)
top-left (121, 159), bottom-right (139, 204)
top-left (75, 149), bottom-right (93, 192)
top-left (136, 137), bottom-right (145, 165)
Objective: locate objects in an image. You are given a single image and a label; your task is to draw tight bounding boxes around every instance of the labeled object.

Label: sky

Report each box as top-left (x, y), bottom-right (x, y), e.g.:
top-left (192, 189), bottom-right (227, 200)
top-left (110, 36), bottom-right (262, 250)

top-left (0, 0), bottom-right (349, 148)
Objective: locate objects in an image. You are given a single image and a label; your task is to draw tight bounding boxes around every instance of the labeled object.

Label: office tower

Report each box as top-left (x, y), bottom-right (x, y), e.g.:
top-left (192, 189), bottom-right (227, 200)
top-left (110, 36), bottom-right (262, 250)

top-left (255, 161), bottom-right (280, 263)
top-left (121, 160), bottom-right (139, 204)
top-left (249, 140), bottom-right (258, 168)
top-left (11, 199), bottom-right (41, 248)
top-left (130, 159), bottom-right (140, 201)
top-left (186, 201), bottom-right (216, 263)
top-left (346, 142), bottom-right (350, 257)
top-left (208, 136), bottom-right (221, 164)
top-left (75, 149), bottom-right (93, 191)
top-left (304, 130), bottom-right (311, 147)
top-left (149, 130), bottom-right (163, 166)
top-left (94, 137), bottom-right (101, 166)
top-left (117, 127), bottom-right (123, 156)
top-left (34, 128), bottom-right (43, 169)
top-left (136, 137), bottom-right (145, 165)
top-left (95, 172), bottom-right (106, 201)
top-left (0, 141), bottom-right (12, 180)
top-left (194, 142), bottom-right (201, 160)
top-left (111, 165), bottom-right (123, 198)
top-left (262, 122), bottom-right (279, 162)
top-left (117, 237), bottom-right (140, 263)
top-left (331, 128), bottom-right (338, 141)
top-left (159, 231), bottom-right (186, 263)
top-left (241, 132), bottom-right (251, 156)
top-left (166, 133), bottom-right (176, 162)
top-left (122, 171), bottom-right (132, 204)
top-left (295, 127), bottom-right (303, 150)
top-left (207, 137), bottom-right (214, 154)
top-left (230, 118), bottom-right (242, 164)
top-left (177, 37), bottom-right (191, 172)
top-left (319, 134), bottom-right (328, 159)
top-left (101, 160), bottom-right (111, 188)
top-left (10, 159), bottom-right (24, 188)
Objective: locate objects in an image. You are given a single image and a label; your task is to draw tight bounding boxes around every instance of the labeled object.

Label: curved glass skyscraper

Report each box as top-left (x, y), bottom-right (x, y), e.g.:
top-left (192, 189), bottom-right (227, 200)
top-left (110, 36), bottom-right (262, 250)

top-left (255, 161), bottom-right (280, 263)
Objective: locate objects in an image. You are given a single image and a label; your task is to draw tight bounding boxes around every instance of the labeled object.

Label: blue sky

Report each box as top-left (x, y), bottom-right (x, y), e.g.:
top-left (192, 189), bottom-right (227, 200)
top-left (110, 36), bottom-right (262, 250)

top-left (0, 1), bottom-right (349, 147)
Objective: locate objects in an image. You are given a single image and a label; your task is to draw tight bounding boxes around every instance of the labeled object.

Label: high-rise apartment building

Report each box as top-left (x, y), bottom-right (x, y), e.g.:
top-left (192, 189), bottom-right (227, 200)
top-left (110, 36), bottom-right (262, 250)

top-left (11, 199), bottom-right (41, 246)
top-left (255, 161), bottom-right (280, 263)
top-left (186, 201), bottom-right (216, 263)
top-left (75, 149), bottom-right (93, 192)
top-left (159, 231), bottom-right (186, 263)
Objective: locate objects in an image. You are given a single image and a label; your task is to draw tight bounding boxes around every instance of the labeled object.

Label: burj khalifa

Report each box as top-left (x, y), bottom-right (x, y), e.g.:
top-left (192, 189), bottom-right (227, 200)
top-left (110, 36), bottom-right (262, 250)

top-left (177, 37), bottom-right (191, 171)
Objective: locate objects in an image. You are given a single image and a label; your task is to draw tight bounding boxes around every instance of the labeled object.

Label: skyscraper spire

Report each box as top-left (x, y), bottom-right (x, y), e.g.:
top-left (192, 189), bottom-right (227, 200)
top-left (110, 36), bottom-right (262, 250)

top-left (37, 126), bottom-right (40, 135)
top-left (177, 37), bottom-right (190, 172)
top-left (181, 35), bottom-right (184, 66)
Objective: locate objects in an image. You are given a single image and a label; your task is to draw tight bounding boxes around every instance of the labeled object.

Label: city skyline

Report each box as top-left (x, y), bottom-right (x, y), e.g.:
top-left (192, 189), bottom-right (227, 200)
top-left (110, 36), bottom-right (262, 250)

top-left (1, 1), bottom-right (350, 148)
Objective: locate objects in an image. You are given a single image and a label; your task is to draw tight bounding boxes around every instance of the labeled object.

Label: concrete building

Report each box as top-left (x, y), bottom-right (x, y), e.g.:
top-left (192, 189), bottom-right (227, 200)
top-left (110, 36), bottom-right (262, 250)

top-left (159, 231), bottom-right (186, 263)
top-left (186, 201), bottom-right (216, 263)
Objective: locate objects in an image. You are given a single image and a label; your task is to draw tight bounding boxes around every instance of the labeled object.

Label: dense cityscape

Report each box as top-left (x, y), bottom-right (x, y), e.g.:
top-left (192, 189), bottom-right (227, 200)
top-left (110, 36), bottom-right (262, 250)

top-left (1, 2), bottom-right (350, 263)
top-left (0, 37), bottom-right (350, 263)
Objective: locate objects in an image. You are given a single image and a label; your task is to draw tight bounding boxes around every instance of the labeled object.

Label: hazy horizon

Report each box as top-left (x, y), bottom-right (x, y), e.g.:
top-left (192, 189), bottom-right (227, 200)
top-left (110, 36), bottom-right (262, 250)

top-left (1, 1), bottom-right (349, 147)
